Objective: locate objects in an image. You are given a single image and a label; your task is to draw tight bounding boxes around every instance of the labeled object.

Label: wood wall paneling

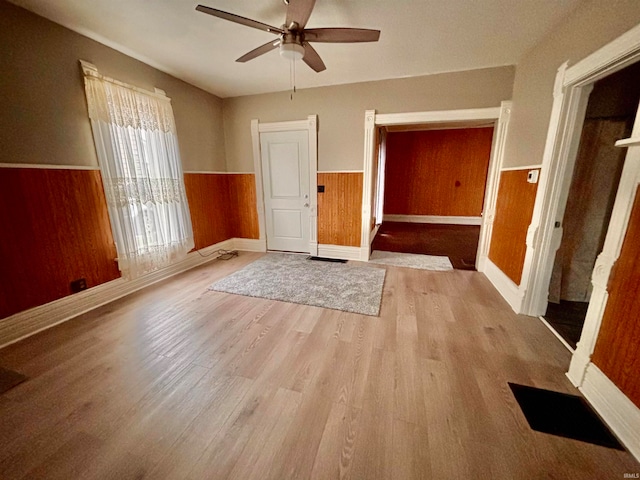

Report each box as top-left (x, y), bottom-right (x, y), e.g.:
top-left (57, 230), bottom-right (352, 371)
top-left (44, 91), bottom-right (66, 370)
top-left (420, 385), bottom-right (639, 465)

top-left (226, 174), bottom-right (260, 240)
top-left (183, 173), bottom-right (233, 250)
top-left (317, 173), bottom-right (363, 247)
top-left (488, 169), bottom-right (539, 285)
top-left (592, 188), bottom-right (640, 409)
top-left (0, 168), bottom-right (120, 319)
top-left (384, 128), bottom-right (494, 217)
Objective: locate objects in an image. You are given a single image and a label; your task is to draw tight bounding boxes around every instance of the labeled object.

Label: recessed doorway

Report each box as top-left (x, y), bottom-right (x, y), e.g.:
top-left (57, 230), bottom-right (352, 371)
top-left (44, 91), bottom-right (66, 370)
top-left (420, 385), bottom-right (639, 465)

top-left (542, 61), bottom-right (640, 349)
top-left (370, 122), bottom-right (495, 270)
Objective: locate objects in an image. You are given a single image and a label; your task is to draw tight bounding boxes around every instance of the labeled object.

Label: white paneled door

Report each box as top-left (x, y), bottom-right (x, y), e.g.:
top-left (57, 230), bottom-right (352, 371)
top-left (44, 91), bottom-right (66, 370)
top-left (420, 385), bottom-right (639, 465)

top-left (260, 130), bottom-right (311, 253)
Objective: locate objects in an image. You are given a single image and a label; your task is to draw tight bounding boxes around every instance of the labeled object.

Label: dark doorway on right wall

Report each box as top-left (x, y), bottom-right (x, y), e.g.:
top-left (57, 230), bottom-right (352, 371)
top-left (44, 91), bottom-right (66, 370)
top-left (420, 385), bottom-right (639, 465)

top-left (544, 60), bottom-right (640, 349)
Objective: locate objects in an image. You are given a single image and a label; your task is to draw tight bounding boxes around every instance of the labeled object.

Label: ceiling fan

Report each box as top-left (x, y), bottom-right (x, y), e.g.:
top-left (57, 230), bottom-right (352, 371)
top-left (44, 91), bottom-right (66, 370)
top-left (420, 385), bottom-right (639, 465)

top-left (195, 0), bottom-right (381, 72)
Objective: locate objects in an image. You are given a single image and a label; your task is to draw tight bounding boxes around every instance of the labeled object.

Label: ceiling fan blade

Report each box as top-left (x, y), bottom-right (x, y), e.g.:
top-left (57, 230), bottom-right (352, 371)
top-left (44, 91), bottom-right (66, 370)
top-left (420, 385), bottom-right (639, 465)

top-left (286, 0), bottom-right (316, 29)
top-left (196, 5), bottom-right (283, 34)
top-left (303, 28), bottom-right (380, 43)
top-left (236, 40), bottom-right (280, 63)
top-left (302, 42), bottom-right (326, 72)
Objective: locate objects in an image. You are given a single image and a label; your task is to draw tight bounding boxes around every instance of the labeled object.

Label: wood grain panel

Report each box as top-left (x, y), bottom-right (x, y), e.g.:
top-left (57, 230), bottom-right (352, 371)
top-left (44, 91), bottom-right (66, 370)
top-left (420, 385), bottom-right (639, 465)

top-left (184, 173), bottom-right (232, 250)
top-left (384, 128), bottom-right (494, 216)
top-left (488, 169), bottom-right (539, 285)
top-left (317, 173), bottom-right (363, 247)
top-left (592, 188), bottom-right (640, 409)
top-left (226, 174), bottom-right (259, 239)
top-left (0, 168), bottom-right (120, 319)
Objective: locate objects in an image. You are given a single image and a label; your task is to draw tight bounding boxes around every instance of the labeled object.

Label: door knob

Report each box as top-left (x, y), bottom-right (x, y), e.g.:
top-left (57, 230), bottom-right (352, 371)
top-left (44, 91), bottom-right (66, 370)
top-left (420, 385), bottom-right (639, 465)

top-left (304, 203), bottom-right (309, 207)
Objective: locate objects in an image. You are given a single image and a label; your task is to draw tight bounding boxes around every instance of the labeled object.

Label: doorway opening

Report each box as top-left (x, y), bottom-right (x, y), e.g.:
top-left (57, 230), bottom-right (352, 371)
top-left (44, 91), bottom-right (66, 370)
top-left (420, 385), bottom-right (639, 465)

top-left (370, 122), bottom-right (495, 270)
top-left (542, 61), bottom-right (640, 349)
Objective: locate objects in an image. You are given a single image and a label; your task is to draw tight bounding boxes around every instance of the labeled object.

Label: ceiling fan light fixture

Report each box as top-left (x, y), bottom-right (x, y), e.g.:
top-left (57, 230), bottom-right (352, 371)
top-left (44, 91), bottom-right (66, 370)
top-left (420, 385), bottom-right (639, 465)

top-left (279, 42), bottom-right (305, 61)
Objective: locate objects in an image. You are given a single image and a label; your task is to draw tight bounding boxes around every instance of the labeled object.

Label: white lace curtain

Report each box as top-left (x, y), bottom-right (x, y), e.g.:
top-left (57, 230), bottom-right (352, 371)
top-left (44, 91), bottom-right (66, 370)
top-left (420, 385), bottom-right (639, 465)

top-left (83, 66), bottom-right (194, 279)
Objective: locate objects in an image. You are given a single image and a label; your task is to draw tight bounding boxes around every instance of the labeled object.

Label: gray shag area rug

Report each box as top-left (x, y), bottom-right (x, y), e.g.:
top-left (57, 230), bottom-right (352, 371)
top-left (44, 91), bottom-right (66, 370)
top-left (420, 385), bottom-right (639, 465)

top-left (209, 253), bottom-right (386, 316)
top-left (369, 250), bottom-right (453, 271)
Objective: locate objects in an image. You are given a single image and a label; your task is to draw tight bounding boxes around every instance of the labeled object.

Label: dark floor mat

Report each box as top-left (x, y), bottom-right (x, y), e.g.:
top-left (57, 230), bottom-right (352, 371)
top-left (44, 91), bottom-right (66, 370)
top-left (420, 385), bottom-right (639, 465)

top-left (0, 366), bottom-right (28, 394)
top-left (508, 383), bottom-right (623, 450)
top-left (308, 256), bottom-right (348, 263)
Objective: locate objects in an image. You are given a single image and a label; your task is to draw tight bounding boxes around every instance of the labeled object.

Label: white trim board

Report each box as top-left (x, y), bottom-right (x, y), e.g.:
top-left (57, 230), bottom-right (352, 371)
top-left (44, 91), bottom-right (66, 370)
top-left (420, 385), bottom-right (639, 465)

top-left (476, 101), bottom-right (513, 276)
top-left (578, 363), bottom-right (640, 462)
top-left (375, 107), bottom-right (501, 126)
top-left (0, 237), bottom-right (261, 349)
top-left (500, 165), bottom-right (542, 172)
top-left (234, 238), bottom-right (266, 252)
top-left (0, 163), bottom-right (100, 171)
top-left (183, 171), bottom-right (254, 175)
top-left (383, 215), bottom-right (482, 225)
top-left (317, 170), bottom-right (364, 174)
top-left (482, 259), bottom-right (524, 313)
top-left (316, 244), bottom-right (362, 261)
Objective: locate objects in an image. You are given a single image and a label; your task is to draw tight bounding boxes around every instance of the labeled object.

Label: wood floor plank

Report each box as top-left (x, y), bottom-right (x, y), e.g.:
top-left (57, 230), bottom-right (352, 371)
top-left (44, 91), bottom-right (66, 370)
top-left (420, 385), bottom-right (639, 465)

top-left (0, 252), bottom-right (637, 479)
top-left (349, 348), bottom-right (396, 480)
top-left (309, 402), bottom-right (361, 480)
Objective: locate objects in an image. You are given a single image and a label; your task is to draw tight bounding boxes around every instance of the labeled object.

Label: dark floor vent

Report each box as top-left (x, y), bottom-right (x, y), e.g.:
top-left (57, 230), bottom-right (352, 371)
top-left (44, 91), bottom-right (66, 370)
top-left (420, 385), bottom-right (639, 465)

top-left (508, 382), bottom-right (623, 450)
top-left (308, 256), bottom-right (348, 263)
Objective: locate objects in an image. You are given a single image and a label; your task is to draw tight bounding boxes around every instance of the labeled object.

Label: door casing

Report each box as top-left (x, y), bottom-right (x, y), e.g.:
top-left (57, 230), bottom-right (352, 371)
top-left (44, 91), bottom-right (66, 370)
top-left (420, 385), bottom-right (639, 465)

top-left (251, 116), bottom-right (318, 256)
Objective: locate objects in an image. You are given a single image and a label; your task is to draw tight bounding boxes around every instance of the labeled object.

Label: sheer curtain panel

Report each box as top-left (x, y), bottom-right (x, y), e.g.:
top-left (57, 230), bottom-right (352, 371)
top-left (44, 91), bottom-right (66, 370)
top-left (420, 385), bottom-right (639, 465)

top-left (82, 62), bottom-right (194, 279)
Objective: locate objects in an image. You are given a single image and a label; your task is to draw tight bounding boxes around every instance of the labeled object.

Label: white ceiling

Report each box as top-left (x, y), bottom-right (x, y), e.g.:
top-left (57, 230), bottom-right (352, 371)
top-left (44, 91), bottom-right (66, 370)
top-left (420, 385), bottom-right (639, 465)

top-left (8, 0), bottom-right (582, 98)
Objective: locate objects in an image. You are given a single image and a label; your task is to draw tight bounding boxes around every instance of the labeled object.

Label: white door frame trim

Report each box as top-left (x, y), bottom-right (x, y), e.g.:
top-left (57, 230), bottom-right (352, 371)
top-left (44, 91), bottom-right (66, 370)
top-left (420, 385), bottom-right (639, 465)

top-left (522, 23), bottom-right (640, 318)
top-left (251, 115), bottom-right (319, 256)
top-left (361, 105), bottom-right (509, 264)
top-left (516, 23), bottom-right (640, 462)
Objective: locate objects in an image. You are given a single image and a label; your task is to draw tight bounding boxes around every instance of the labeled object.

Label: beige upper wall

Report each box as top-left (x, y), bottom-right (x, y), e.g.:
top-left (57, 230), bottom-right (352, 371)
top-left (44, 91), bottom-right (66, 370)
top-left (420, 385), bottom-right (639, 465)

top-left (0, 1), bottom-right (225, 171)
top-left (503, 0), bottom-right (640, 169)
top-left (223, 66), bottom-right (515, 172)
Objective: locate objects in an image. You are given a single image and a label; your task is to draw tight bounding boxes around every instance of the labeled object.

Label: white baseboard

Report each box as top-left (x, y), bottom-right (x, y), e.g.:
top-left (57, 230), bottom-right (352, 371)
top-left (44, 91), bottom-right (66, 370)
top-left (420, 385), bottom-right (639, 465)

top-left (383, 215), bottom-right (482, 226)
top-left (0, 239), bottom-right (235, 349)
top-left (233, 237), bottom-right (266, 252)
top-left (476, 255), bottom-right (487, 272)
top-left (578, 363), bottom-right (640, 462)
top-left (317, 244), bottom-right (362, 261)
top-left (482, 259), bottom-right (524, 313)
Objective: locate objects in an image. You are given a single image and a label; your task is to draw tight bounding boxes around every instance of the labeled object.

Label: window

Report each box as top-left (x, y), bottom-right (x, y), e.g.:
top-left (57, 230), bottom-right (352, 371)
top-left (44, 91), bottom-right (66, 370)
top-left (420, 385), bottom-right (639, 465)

top-left (82, 61), bottom-right (194, 279)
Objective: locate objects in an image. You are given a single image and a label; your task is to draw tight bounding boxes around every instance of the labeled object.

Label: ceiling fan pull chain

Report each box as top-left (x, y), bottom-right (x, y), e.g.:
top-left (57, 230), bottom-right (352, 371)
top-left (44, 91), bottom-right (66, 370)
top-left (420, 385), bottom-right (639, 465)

top-left (289, 58), bottom-right (296, 100)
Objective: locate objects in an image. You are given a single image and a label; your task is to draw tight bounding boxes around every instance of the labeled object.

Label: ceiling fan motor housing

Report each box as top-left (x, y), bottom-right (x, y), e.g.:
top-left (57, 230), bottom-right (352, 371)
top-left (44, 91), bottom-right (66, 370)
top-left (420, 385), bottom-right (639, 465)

top-left (280, 31), bottom-right (305, 60)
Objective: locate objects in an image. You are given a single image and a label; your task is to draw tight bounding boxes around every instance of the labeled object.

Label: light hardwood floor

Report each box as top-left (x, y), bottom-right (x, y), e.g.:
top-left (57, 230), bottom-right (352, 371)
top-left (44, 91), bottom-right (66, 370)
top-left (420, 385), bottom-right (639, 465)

top-left (0, 252), bottom-right (637, 479)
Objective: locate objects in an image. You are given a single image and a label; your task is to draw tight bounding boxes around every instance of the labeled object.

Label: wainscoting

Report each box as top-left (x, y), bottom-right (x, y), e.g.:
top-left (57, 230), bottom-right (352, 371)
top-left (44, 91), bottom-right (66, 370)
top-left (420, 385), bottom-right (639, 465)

top-left (184, 173), bottom-right (233, 249)
top-left (384, 127), bottom-right (494, 217)
top-left (317, 172), bottom-right (363, 247)
top-left (488, 169), bottom-right (540, 285)
top-left (0, 167), bottom-right (120, 319)
top-left (184, 172), bottom-right (260, 249)
top-left (1, 168), bottom-right (260, 323)
top-left (226, 174), bottom-right (260, 240)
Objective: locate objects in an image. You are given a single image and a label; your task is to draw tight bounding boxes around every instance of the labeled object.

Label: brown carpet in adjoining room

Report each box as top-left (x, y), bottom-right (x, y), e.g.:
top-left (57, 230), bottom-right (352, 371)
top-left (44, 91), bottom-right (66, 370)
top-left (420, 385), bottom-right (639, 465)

top-left (371, 222), bottom-right (480, 270)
